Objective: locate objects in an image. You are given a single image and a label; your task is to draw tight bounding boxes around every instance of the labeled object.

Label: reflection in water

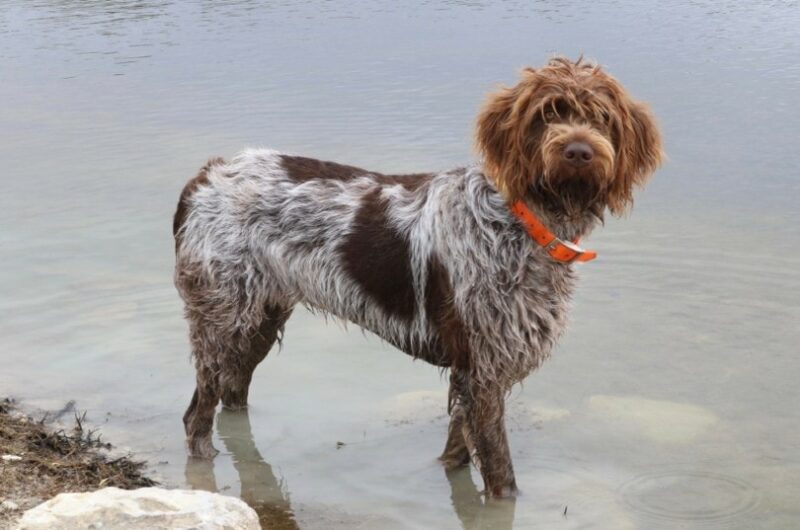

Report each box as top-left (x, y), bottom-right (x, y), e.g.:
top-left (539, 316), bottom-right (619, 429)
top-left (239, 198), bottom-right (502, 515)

top-left (185, 407), bottom-right (515, 530)
top-left (185, 409), bottom-right (299, 530)
top-left (446, 467), bottom-right (516, 530)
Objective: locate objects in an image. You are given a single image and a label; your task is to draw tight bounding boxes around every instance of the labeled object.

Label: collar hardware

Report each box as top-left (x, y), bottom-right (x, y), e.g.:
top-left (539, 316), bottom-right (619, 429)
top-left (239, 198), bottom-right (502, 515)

top-left (509, 200), bottom-right (597, 264)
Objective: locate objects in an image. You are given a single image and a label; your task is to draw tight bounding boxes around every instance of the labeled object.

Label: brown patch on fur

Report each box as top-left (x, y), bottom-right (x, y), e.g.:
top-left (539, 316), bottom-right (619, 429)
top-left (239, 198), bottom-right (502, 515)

top-left (426, 254), bottom-right (471, 372)
top-left (372, 333), bottom-right (448, 367)
top-left (475, 57), bottom-right (663, 215)
top-left (280, 154), bottom-right (370, 182)
top-left (371, 253), bottom-right (471, 368)
top-left (280, 154), bottom-right (435, 192)
top-left (173, 157), bottom-right (225, 246)
top-left (340, 188), bottom-right (416, 322)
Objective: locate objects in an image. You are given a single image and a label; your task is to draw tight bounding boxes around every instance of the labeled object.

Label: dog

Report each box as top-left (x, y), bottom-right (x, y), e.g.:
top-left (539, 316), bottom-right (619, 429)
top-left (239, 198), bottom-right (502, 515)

top-left (173, 57), bottom-right (663, 498)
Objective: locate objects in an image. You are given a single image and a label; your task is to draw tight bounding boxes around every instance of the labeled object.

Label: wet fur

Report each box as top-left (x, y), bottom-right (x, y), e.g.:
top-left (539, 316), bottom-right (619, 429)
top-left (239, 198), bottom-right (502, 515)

top-left (174, 57), bottom-right (663, 498)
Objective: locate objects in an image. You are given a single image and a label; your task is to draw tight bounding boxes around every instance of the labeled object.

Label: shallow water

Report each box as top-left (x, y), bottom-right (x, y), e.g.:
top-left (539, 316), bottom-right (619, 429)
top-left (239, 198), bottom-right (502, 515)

top-left (1, 1), bottom-right (799, 528)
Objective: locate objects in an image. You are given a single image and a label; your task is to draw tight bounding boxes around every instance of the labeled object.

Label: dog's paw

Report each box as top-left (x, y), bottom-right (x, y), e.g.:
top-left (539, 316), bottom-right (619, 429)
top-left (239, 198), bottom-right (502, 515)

top-left (487, 484), bottom-right (519, 499)
top-left (187, 437), bottom-right (220, 459)
top-left (220, 402), bottom-right (248, 412)
top-left (438, 453), bottom-right (470, 470)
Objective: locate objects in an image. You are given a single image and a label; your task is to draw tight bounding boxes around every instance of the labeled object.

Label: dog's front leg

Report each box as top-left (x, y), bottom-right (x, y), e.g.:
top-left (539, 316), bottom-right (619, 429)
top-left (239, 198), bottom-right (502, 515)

top-left (461, 378), bottom-right (517, 498)
top-left (440, 371), bottom-right (471, 469)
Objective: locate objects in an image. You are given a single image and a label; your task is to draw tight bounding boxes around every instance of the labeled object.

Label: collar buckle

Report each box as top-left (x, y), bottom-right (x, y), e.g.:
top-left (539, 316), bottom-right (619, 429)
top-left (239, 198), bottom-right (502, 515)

top-left (545, 237), bottom-right (587, 263)
top-left (509, 200), bottom-right (597, 264)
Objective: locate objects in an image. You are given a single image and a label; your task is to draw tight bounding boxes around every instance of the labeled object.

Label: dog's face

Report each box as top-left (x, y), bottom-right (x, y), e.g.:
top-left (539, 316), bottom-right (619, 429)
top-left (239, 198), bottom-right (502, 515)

top-left (476, 58), bottom-right (663, 215)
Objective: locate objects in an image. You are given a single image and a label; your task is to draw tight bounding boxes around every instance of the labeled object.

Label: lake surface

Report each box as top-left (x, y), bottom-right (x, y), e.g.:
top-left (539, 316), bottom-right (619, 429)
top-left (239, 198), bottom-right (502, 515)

top-left (1, 1), bottom-right (799, 528)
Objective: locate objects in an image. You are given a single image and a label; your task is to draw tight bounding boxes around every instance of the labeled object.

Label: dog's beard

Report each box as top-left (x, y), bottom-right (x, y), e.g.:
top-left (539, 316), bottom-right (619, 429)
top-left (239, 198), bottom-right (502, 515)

top-left (533, 125), bottom-right (615, 218)
top-left (530, 173), bottom-right (606, 219)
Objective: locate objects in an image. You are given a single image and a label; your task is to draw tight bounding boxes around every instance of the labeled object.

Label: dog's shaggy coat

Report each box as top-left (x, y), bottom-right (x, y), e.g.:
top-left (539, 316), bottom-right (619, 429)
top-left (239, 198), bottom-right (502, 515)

top-left (173, 58), bottom-right (663, 498)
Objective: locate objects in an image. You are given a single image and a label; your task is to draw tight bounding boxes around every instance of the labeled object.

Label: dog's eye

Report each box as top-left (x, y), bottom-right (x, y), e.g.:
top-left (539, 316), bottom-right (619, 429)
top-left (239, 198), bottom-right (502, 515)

top-left (600, 111), bottom-right (611, 124)
top-left (544, 110), bottom-right (557, 121)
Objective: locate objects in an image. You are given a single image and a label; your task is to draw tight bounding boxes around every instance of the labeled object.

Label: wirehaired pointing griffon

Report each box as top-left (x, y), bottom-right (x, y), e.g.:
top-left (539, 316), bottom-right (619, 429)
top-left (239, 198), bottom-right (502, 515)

top-left (173, 58), bottom-right (663, 498)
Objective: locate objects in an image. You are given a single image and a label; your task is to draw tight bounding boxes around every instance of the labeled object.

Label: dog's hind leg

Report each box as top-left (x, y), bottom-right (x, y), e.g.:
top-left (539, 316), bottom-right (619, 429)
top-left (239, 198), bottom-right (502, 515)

top-left (183, 324), bottom-right (224, 458)
top-left (220, 304), bottom-right (294, 410)
top-left (180, 291), bottom-right (242, 458)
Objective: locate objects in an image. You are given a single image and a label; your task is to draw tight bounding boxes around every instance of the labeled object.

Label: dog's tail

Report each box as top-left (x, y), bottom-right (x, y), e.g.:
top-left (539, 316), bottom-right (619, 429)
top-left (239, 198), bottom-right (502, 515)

top-left (172, 157), bottom-right (225, 250)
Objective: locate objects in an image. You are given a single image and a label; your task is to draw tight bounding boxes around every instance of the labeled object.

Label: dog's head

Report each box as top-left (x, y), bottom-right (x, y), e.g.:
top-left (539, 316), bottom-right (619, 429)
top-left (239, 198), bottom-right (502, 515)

top-left (476, 57), bottom-right (663, 216)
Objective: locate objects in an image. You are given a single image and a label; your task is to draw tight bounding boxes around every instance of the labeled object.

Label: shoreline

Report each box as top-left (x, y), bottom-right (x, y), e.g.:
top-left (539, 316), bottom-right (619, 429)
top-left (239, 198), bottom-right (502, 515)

top-left (0, 398), bottom-right (156, 528)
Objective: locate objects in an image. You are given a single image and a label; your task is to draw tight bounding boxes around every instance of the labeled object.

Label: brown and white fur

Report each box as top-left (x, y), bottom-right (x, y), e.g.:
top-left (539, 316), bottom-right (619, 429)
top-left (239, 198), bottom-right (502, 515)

top-left (173, 58), bottom-right (663, 498)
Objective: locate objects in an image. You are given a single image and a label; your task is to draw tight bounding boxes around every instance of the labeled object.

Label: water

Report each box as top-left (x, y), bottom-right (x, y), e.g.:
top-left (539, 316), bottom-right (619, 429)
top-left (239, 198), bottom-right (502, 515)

top-left (1, 1), bottom-right (799, 528)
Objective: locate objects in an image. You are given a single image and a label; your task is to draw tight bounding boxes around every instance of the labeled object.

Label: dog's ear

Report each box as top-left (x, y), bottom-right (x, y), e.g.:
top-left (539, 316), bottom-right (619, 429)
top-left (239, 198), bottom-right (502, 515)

top-left (608, 100), bottom-right (664, 215)
top-left (475, 76), bottom-right (539, 202)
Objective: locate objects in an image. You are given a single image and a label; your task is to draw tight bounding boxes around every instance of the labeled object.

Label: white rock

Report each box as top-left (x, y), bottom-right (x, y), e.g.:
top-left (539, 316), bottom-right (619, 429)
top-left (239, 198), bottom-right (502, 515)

top-left (382, 390), bottom-right (447, 424)
top-left (588, 394), bottom-right (718, 444)
top-left (1, 500), bottom-right (20, 511)
top-left (1, 454), bottom-right (22, 462)
top-left (16, 487), bottom-right (260, 530)
top-left (512, 401), bottom-right (571, 424)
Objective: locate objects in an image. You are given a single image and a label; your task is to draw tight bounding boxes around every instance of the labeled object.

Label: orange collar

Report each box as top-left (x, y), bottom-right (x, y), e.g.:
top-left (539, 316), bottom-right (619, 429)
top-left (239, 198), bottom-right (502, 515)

top-left (509, 200), bottom-right (597, 263)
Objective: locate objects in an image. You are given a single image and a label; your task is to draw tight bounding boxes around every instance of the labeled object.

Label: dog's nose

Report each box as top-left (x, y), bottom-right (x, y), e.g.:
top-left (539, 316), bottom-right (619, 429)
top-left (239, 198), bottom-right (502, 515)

top-left (563, 142), bottom-right (594, 166)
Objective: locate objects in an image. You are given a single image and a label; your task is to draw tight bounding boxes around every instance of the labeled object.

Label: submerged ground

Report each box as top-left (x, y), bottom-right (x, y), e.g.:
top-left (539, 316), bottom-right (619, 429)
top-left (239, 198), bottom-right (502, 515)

top-left (1, 1), bottom-right (799, 529)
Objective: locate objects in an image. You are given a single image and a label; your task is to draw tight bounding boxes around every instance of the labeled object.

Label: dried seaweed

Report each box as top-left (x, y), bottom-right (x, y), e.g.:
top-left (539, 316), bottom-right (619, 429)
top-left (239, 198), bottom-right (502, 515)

top-left (0, 400), bottom-right (156, 527)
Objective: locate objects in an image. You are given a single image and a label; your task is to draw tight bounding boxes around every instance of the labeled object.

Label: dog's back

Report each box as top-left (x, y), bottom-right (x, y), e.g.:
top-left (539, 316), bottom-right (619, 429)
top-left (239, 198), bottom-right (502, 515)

top-left (172, 149), bottom-right (458, 360)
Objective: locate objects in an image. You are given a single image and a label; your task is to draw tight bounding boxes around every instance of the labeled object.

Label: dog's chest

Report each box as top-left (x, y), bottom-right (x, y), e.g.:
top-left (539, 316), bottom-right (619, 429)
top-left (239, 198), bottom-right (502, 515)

top-left (517, 260), bottom-right (574, 354)
top-left (458, 247), bottom-right (577, 380)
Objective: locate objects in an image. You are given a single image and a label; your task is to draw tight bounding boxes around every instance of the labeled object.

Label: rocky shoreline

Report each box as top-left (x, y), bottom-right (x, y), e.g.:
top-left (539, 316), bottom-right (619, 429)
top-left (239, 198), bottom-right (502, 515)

top-left (0, 399), bottom-right (259, 529)
top-left (0, 398), bottom-right (155, 528)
